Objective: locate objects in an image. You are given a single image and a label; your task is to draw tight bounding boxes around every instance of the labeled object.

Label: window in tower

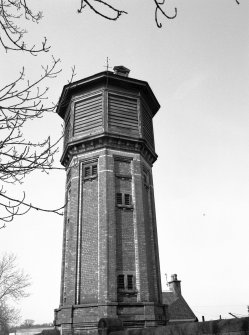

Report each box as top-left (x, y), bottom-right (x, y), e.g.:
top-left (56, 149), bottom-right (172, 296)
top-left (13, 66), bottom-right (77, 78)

top-left (143, 170), bottom-right (150, 189)
top-left (116, 193), bottom-right (133, 209)
top-left (116, 193), bottom-right (123, 205)
top-left (127, 275), bottom-right (133, 290)
top-left (124, 194), bottom-right (131, 206)
top-left (84, 166), bottom-right (90, 177)
top-left (117, 275), bottom-right (125, 289)
top-left (83, 163), bottom-right (98, 180)
top-left (92, 164), bottom-right (97, 175)
top-left (117, 274), bottom-right (136, 294)
top-left (66, 169), bottom-right (71, 185)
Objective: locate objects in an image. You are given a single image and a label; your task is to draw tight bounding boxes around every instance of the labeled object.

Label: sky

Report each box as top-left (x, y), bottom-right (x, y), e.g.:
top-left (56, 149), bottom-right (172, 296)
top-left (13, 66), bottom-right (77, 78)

top-left (0, 0), bottom-right (249, 324)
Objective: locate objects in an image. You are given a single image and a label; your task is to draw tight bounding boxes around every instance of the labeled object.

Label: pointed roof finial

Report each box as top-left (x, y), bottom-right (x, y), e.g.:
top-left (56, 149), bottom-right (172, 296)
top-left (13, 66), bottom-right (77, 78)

top-left (104, 57), bottom-right (111, 71)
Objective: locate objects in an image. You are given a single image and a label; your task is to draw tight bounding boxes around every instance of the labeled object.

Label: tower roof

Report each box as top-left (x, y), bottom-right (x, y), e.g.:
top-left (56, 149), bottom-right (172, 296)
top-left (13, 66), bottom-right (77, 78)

top-left (56, 70), bottom-right (160, 120)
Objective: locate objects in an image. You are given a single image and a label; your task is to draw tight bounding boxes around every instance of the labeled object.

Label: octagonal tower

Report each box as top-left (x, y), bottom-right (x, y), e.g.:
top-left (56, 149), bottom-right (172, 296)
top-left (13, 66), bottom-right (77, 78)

top-left (54, 66), bottom-right (166, 334)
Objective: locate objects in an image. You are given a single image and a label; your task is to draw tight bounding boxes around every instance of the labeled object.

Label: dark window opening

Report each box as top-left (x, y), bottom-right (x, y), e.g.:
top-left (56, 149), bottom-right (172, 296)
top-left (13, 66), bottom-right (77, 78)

top-left (83, 163), bottom-right (98, 180)
top-left (117, 274), bottom-right (136, 293)
top-left (116, 193), bottom-right (123, 205)
top-left (84, 166), bottom-right (91, 177)
top-left (117, 275), bottom-right (125, 289)
top-left (143, 171), bottom-right (150, 188)
top-left (116, 193), bottom-right (132, 208)
top-left (127, 275), bottom-right (133, 290)
top-left (124, 194), bottom-right (131, 205)
top-left (92, 165), bottom-right (97, 175)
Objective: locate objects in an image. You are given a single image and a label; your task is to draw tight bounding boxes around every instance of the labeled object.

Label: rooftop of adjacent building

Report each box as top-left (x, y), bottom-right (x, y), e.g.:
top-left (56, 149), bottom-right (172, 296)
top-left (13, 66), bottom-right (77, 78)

top-left (162, 274), bottom-right (197, 323)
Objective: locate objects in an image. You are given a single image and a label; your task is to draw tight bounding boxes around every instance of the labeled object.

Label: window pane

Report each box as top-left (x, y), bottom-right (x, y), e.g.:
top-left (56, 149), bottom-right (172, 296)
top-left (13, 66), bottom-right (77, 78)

top-left (84, 166), bottom-right (90, 177)
top-left (92, 165), bottom-right (97, 175)
top-left (117, 193), bottom-right (123, 205)
top-left (117, 275), bottom-right (125, 289)
top-left (127, 275), bottom-right (133, 290)
top-left (124, 194), bottom-right (131, 205)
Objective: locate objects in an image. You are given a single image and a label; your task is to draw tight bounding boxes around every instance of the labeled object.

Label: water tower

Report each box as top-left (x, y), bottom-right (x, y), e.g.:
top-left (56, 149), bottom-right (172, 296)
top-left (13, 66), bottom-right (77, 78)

top-left (54, 66), bottom-right (166, 334)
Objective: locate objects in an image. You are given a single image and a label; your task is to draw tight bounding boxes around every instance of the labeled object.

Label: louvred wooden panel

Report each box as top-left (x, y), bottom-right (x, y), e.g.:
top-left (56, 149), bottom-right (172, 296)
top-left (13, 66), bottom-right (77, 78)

top-left (108, 93), bottom-right (139, 134)
top-left (141, 103), bottom-right (154, 148)
top-left (74, 94), bottom-right (103, 136)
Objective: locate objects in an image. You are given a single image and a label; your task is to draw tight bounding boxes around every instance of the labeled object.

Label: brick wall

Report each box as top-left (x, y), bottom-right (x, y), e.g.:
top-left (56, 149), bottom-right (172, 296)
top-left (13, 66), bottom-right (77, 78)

top-left (62, 163), bottom-right (80, 306)
top-left (80, 176), bottom-right (98, 303)
top-left (56, 148), bottom-right (166, 330)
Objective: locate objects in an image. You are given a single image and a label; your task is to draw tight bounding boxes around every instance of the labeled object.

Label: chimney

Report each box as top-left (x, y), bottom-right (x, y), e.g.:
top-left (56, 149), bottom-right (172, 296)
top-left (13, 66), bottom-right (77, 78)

top-left (113, 65), bottom-right (130, 77)
top-left (168, 274), bottom-right (181, 297)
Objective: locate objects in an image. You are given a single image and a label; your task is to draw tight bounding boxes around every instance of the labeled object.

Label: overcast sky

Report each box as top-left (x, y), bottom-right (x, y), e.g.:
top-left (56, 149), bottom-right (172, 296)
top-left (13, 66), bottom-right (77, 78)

top-left (0, 0), bottom-right (249, 324)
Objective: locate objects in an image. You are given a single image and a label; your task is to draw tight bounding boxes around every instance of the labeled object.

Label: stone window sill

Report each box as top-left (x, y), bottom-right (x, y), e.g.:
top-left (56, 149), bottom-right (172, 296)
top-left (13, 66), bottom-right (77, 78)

top-left (117, 289), bottom-right (138, 296)
top-left (83, 174), bottom-right (98, 181)
top-left (116, 205), bottom-right (134, 210)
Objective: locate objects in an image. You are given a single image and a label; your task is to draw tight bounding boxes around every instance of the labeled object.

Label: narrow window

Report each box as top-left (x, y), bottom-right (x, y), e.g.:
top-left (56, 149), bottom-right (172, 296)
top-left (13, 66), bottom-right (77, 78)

top-left (116, 193), bottom-right (123, 205)
top-left (92, 165), bottom-right (97, 175)
top-left (143, 171), bottom-right (150, 188)
top-left (124, 194), bottom-right (131, 206)
top-left (67, 189), bottom-right (71, 212)
top-left (117, 275), bottom-right (125, 289)
top-left (83, 163), bottom-right (98, 180)
top-left (84, 166), bottom-right (90, 177)
top-left (127, 275), bottom-right (133, 290)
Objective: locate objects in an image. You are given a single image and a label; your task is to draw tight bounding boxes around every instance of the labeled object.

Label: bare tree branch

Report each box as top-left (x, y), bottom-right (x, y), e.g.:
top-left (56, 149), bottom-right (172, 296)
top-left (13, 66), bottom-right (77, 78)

top-left (0, 0), bottom-right (50, 54)
top-left (67, 65), bottom-right (77, 84)
top-left (77, 0), bottom-right (127, 21)
top-left (77, 0), bottom-right (240, 27)
top-left (154, 0), bottom-right (177, 28)
top-left (0, 56), bottom-right (67, 224)
top-left (0, 188), bottom-right (65, 224)
top-left (0, 58), bottom-right (62, 178)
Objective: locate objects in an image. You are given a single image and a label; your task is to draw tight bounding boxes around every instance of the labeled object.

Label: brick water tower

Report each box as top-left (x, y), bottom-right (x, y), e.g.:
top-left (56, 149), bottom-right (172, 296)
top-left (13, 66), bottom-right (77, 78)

top-left (54, 66), bottom-right (166, 334)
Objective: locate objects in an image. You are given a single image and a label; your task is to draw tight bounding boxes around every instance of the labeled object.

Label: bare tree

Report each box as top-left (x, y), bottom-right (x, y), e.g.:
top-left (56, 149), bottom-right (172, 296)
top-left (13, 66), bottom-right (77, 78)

top-left (22, 319), bottom-right (35, 327)
top-left (0, 253), bottom-right (30, 303)
top-left (0, 254), bottom-right (29, 331)
top-left (0, 302), bottom-right (20, 332)
top-left (0, 1), bottom-right (68, 228)
top-left (0, 57), bottom-right (66, 227)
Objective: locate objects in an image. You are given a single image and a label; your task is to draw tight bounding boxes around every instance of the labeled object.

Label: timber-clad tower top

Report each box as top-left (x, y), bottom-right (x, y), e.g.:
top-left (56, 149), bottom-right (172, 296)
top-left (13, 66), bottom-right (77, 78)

top-left (54, 66), bottom-right (166, 335)
top-left (57, 67), bottom-right (160, 167)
